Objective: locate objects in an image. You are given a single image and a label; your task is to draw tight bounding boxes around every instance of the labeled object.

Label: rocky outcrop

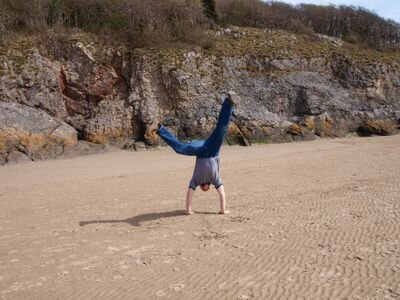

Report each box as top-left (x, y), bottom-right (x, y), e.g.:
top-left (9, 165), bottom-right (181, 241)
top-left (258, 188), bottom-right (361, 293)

top-left (1, 29), bottom-right (400, 165)
top-left (358, 120), bottom-right (398, 136)
top-left (0, 102), bottom-right (77, 163)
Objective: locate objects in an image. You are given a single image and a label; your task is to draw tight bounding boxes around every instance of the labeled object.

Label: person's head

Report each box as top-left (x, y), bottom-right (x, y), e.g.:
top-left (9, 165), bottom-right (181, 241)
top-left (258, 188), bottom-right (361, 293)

top-left (200, 183), bottom-right (210, 192)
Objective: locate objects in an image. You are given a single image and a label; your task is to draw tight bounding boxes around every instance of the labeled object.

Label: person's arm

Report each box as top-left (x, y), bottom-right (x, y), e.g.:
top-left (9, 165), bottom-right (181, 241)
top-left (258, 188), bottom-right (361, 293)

top-left (216, 185), bottom-right (230, 214)
top-left (185, 188), bottom-right (195, 215)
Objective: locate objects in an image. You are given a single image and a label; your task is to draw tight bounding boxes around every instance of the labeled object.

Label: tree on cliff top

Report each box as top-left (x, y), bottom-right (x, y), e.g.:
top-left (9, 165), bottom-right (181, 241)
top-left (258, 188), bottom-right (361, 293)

top-left (202, 0), bottom-right (218, 21)
top-left (0, 0), bottom-right (399, 51)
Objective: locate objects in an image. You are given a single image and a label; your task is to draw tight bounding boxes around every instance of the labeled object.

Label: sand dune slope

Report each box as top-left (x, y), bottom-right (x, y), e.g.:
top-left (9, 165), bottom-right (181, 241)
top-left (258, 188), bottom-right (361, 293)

top-left (0, 136), bottom-right (399, 299)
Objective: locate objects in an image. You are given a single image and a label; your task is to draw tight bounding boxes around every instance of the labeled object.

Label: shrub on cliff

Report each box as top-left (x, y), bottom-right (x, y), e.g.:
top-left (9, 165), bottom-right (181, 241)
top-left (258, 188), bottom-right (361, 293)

top-left (0, 0), bottom-right (209, 48)
top-left (297, 4), bottom-right (400, 50)
top-left (1, 0), bottom-right (399, 51)
top-left (202, 0), bottom-right (218, 21)
top-left (216, 0), bottom-right (400, 51)
top-left (109, 0), bottom-right (209, 47)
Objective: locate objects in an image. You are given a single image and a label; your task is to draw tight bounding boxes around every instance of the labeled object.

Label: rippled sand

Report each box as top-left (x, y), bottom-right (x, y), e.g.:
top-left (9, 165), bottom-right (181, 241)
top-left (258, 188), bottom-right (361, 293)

top-left (0, 135), bottom-right (399, 299)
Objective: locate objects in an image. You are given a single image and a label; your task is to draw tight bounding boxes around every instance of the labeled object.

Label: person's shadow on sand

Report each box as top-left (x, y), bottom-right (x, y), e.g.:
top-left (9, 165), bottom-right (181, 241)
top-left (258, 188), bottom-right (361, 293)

top-left (79, 210), bottom-right (186, 227)
top-left (79, 210), bottom-right (220, 227)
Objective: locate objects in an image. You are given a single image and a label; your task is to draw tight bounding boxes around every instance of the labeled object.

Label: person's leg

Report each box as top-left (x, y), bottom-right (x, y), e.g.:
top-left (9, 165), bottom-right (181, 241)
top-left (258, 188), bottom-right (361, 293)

top-left (197, 98), bottom-right (233, 158)
top-left (158, 125), bottom-right (204, 156)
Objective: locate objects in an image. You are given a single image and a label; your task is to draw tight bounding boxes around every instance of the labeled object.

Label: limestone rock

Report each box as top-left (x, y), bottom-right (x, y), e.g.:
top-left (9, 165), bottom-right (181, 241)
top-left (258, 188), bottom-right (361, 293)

top-left (358, 120), bottom-right (398, 136)
top-left (1, 32), bottom-right (400, 165)
top-left (81, 99), bottom-right (134, 146)
top-left (134, 141), bottom-right (147, 151)
top-left (0, 48), bottom-right (67, 118)
top-left (4, 150), bottom-right (31, 165)
top-left (0, 102), bottom-right (77, 163)
top-left (315, 34), bottom-right (344, 47)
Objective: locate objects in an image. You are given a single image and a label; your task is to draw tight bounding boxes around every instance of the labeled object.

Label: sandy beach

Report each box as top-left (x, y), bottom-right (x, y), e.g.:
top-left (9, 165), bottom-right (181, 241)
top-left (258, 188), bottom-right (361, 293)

top-left (0, 135), bottom-right (399, 299)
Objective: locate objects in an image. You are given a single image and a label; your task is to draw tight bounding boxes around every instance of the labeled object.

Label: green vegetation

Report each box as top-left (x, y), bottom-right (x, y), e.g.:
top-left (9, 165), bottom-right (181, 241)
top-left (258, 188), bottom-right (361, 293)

top-left (0, 0), bottom-right (399, 52)
top-left (217, 0), bottom-right (400, 52)
top-left (202, 27), bottom-right (400, 64)
top-left (0, 0), bottom-right (209, 48)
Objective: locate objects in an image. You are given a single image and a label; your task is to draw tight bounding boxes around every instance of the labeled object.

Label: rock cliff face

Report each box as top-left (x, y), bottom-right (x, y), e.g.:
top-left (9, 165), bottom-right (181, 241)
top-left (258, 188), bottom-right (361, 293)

top-left (1, 29), bottom-right (399, 165)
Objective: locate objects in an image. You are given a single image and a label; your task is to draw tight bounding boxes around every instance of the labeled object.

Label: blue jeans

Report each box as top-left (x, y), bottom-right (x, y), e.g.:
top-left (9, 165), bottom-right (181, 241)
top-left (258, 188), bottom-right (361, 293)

top-left (158, 98), bottom-right (233, 158)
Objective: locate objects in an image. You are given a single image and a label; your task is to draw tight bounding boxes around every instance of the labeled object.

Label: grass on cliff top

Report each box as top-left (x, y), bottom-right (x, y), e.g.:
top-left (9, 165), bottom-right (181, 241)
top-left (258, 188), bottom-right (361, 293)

top-left (0, 35), bottom-right (39, 55)
top-left (0, 35), bottom-right (41, 75)
top-left (1, 28), bottom-right (399, 67)
top-left (130, 27), bottom-right (400, 66)
top-left (207, 27), bottom-right (400, 65)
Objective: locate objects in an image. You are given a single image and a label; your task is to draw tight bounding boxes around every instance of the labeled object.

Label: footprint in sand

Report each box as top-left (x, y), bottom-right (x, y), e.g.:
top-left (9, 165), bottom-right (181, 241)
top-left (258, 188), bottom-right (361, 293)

top-left (156, 290), bottom-right (167, 297)
top-left (169, 283), bottom-right (185, 291)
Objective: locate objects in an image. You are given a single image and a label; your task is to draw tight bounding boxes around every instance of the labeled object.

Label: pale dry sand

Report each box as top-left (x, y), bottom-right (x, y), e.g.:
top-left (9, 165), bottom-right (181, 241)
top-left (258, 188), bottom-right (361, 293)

top-left (0, 136), bottom-right (399, 300)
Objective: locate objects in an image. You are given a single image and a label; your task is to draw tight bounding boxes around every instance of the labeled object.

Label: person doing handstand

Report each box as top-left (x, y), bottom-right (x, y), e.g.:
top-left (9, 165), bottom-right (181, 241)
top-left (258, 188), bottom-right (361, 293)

top-left (145, 91), bottom-right (239, 215)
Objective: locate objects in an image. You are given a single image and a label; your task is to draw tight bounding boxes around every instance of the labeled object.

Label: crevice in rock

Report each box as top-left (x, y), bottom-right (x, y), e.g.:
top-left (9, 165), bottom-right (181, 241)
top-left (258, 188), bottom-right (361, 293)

top-left (46, 124), bottom-right (62, 137)
top-left (111, 50), bottom-right (131, 99)
top-left (292, 86), bottom-right (311, 117)
top-left (134, 119), bottom-right (147, 143)
top-left (59, 66), bottom-right (67, 94)
top-left (59, 143), bottom-right (66, 157)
